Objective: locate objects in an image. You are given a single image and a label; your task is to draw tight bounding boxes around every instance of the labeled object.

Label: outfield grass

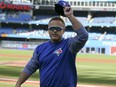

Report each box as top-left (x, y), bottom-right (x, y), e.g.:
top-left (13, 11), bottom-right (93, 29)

top-left (76, 54), bottom-right (116, 85)
top-left (0, 65), bottom-right (39, 80)
top-left (0, 49), bottom-right (32, 62)
top-left (0, 49), bottom-right (33, 55)
top-left (77, 62), bottom-right (116, 85)
top-left (0, 49), bottom-right (116, 86)
top-left (77, 53), bottom-right (116, 59)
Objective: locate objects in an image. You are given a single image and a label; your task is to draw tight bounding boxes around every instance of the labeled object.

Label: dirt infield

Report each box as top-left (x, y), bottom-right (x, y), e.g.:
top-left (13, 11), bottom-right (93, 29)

top-left (1, 53), bottom-right (116, 63)
top-left (77, 58), bottom-right (116, 63)
top-left (0, 61), bottom-right (28, 66)
top-left (0, 54), bottom-right (116, 87)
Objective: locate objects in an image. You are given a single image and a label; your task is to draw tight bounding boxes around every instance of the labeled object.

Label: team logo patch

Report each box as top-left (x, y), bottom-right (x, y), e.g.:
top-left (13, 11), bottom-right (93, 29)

top-left (54, 48), bottom-right (62, 56)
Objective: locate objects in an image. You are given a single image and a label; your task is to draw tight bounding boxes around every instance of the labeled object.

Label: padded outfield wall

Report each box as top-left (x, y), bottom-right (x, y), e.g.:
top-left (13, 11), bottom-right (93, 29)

top-left (0, 40), bottom-right (116, 55)
top-left (81, 40), bottom-right (116, 55)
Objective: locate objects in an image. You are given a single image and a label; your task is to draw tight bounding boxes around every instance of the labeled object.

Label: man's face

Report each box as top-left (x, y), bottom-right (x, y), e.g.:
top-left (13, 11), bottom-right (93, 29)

top-left (48, 20), bottom-right (65, 42)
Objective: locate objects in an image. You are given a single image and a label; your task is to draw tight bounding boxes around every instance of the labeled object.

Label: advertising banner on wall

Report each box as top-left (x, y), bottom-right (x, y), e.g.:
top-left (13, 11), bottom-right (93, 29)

top-left (0, 2), bottom-right (31, 11)
top-left (1, 41), bottom-right (43, 50)
top-left (111, 46), bottom-right (116, 55)
top-left (1, 40), bottom-right (116, 55)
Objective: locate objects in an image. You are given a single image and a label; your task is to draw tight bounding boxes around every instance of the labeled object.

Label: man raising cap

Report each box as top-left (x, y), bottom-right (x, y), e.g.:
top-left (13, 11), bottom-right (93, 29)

top-left (15, 3), bottom-right (88, 87)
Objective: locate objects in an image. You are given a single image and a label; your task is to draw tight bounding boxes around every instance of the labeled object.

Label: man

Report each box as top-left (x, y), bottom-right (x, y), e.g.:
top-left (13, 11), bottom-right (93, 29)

top-left (15, 6), bottom-right (88, 87)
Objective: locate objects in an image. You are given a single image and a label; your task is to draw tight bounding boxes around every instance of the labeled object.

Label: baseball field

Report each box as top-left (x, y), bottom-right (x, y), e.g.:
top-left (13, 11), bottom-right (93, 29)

top-left (0, 48), bottom-right (116, 87)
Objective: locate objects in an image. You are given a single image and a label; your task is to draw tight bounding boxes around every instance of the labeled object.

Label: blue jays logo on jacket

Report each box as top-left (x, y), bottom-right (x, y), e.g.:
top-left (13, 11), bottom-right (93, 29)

top-left (54, 48), bottom-right (62, 56)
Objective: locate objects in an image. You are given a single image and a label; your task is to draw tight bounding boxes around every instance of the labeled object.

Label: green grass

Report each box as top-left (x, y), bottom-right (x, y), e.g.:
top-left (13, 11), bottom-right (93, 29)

top-left (0, 49), bottom-right (33, 55)
top-left (0, 65), bottom-right (39, 80)
top-left (77, 53), bottom-right (116, 59)
top-left (0, 57), bottom-right (30, 62)
top-left (0, 49), bottom-right (32, 62)
top-left (0, 49), bottom-right (116, 86)
top-left (77, 62), bottom-right (116, 85)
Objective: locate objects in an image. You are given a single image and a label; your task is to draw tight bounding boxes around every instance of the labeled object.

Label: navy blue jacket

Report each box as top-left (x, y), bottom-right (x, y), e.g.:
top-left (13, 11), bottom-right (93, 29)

top-left (23, 26), bottom-right (88, 87)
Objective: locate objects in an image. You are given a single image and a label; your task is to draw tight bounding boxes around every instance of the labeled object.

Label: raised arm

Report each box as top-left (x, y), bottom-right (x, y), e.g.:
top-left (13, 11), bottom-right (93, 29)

top-left (64, 7), bottom-right (88, 54)
top-left (64, 7), bottom-right (82, 30)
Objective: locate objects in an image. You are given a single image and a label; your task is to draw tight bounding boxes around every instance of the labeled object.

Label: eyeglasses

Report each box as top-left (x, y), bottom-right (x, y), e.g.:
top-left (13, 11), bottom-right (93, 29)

top-left (48, 26), bottom-right (64, 31)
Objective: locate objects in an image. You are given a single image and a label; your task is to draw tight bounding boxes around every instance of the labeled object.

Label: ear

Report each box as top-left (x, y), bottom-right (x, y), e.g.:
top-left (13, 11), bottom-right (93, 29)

top-left (47, 30), bottom-right (49, 32)
top-left (62, 29), bottom-right (65, 34)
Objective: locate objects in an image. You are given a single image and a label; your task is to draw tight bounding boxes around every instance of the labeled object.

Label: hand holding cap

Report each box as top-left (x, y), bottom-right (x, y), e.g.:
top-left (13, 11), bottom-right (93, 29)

top-left (55, 0), bottom-right (71, 17)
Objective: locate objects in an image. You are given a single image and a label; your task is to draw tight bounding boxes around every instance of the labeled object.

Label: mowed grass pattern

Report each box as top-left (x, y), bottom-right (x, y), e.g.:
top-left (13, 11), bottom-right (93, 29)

top-left (0, 49), bottom-right (32, 62)
top-left (0, 49), bottom-right (116, 86)
top-left (76, 54), bottom-right (116, 85)
top-left (77, 62), bottom-right (116, 85)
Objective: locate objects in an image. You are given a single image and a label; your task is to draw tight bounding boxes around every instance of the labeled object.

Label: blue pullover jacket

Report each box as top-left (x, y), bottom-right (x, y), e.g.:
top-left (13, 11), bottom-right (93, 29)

top-left (23, 26), bottom-right (88, 87)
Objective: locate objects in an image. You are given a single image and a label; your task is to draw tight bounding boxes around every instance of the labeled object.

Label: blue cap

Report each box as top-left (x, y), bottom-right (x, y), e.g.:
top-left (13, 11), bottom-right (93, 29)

top-left (55, 0), bottom-right (70, 17)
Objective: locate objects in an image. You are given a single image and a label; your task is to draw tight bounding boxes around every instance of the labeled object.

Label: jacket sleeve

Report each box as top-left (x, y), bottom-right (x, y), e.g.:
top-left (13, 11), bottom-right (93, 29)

top-left (68, 26), bottom-right (88, 54)
top-left (23, 47), bottom-right (40, 75)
